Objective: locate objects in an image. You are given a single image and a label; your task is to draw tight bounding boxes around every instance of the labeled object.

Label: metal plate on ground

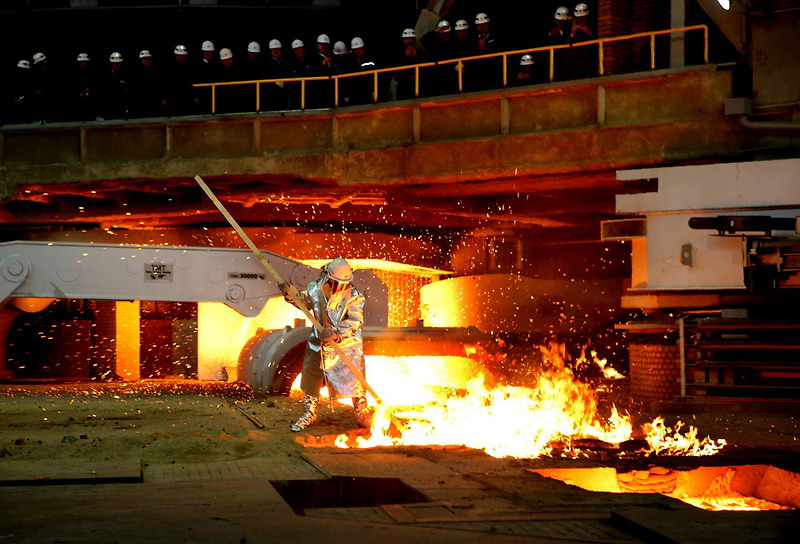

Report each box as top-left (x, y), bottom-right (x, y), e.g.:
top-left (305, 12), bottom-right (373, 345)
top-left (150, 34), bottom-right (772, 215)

top-left (304, 506), bottom-right (396, 523)
top-left (303, 502), bottom-right (459, 523)
top-left (415, 516), bottom-right (644, 542)
top-left (144, 457), bottom-right (326, 483)
top-left (302, 450), bottom-right (450, 479)
top-left (304, 499), bottom-right (643, 542)
top-left (0, 459), bottom-right (142, 486)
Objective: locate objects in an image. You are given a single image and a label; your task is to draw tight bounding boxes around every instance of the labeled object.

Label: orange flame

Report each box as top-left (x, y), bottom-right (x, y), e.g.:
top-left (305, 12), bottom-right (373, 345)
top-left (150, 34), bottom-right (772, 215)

top-left (643, 417), bottom-right (727, 456)
top-left (334, 343), bottom-right (726, 459)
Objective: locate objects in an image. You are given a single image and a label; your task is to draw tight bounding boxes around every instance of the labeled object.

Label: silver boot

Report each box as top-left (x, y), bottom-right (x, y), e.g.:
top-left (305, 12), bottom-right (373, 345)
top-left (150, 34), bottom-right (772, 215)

top-left (352, 396), bottom-right (371, 429)
top-left (291, 394), bottom-right (319, 432)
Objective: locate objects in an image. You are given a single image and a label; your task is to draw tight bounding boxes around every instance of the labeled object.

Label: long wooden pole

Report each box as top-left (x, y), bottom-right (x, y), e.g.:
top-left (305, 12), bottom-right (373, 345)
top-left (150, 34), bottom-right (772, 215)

top-left (195, 175), bottom-right (383, 405)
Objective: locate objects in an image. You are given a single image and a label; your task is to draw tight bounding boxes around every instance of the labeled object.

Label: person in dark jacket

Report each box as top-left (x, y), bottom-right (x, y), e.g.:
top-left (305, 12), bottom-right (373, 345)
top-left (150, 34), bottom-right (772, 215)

top-left (98, 51), bottom-right (130, 120)
top-left (264, 39), bottom-right (290, 111)
top-left (67, 53), bottom-right (100, 121)
top-left (394, 27), bottom-right (426, 100)
top-left (30, 52), bottom-right (58, 123)
top-left (3, 60), bottom-right (34, 125)
top-left (129, 49), bottom-right (165, 118)
top-left (471, 12), bottom-right (503, 91)
top-left (164, 45), bottom-right (200, 116)
top-left (422, 20), bottom-right (460, 96)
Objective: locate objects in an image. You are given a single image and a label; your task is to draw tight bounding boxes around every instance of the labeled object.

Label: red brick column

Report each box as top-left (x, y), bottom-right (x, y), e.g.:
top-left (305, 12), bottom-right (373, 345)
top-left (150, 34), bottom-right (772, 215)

top-left (629, 343), bottom-right (681, 403)
top-left (597, 0), bottom-right (660, 74)
top-left (89, 300), bottom-right (117, 380)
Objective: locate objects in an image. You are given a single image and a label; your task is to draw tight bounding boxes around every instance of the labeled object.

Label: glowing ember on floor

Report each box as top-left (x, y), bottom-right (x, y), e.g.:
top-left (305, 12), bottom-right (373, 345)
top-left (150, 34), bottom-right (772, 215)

top-left (530, 465), bottom-right (799, 512)
top-left (333, 343), bottom-right (727, 459)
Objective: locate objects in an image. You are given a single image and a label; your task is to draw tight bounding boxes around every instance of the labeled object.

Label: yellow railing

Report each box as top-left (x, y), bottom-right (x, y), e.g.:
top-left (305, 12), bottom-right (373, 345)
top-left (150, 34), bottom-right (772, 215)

top-left (195, 24), bottom-right (708, 113)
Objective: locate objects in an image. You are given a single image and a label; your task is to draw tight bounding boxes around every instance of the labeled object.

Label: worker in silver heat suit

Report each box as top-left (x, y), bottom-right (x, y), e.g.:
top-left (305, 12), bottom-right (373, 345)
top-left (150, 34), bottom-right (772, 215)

top-left (281, 257), bottom-right (369, 432)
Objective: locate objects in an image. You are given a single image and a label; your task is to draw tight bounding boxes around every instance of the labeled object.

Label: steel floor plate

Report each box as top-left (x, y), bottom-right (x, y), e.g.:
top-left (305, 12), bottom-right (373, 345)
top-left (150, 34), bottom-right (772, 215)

top-left (144, 457), bottom-right (325, 483)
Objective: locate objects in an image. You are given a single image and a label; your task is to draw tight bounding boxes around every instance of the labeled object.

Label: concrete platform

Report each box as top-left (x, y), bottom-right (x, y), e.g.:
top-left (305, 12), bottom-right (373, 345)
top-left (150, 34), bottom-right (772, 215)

top-left (2, 382), bottom-right (800, 543)
top-left (3, 446), bottom-right (800, 544)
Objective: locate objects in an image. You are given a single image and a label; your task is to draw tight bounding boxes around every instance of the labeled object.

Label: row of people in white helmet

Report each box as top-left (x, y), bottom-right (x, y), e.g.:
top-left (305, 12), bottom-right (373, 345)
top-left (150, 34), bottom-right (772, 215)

top-left (2, 6), bottom-right (594, 123)
top-left (234, 36), bottom-right (367, 58)
top-left (183, 34), bottom-right (373, 80)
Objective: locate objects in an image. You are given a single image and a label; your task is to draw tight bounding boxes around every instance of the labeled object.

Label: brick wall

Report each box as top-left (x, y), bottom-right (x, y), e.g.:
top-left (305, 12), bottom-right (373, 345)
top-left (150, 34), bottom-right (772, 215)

top-left (372, 270), bottom-right (431, 327)
top-left (629, 343), bottom-right (681, 402)
top-left (89, 300), bottom-right (117, 380)
top-left (598, 0), bottom-right (661, 74)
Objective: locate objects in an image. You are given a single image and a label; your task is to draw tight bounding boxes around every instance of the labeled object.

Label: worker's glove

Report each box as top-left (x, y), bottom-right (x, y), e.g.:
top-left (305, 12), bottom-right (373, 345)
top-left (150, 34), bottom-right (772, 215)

top-left (319, 329), bottom-right (341, 345)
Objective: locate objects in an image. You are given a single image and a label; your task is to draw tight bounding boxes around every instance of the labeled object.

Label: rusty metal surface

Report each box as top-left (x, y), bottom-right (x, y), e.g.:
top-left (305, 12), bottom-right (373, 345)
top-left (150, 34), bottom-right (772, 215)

top-left (0, 459), bottom-right (142, 486)
top-left (415, 517), bottom-right (643, 543)
top-left (145, 457), bottom-right (325, 483)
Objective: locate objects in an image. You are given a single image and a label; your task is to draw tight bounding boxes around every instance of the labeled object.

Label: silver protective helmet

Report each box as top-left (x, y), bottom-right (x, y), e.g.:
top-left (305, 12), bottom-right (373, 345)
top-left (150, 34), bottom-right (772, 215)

top-left (325, 258), bottom-right (353, 283)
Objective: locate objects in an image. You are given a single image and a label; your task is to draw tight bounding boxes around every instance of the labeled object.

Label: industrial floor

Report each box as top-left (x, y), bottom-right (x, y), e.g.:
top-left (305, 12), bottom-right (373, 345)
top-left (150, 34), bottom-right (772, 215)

top-left (1, 382), bottom-right (799, 544)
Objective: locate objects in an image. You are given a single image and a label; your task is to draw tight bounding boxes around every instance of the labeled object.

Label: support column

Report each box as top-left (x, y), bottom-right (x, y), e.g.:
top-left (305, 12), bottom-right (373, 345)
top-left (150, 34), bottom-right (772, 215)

top-left (116, 300), bottom-right (140, 380)
top-left (671, 0), bottom-right (686, 68)
top-left (0, 308), bottom-right (18, 379)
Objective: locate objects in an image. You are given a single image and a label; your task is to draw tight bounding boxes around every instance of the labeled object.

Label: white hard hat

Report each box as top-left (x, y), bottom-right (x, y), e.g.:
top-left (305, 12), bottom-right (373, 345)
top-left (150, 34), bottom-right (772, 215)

top-left (455, 19), bottom-right (469, 31)
top-left (350, 37), bottom-right (364, 49)
top-left (475, 12), bottom-right (490, 24)
top-left (109, 52), bottom-right (123, 63)
top-left (139, 50), bottom-right (152, 59)
top-left (174, 44), bottom-right (188, 55)
top-left (574, 3), bottom-right (590, 17)
top-left (269, 39), bottom-right (282, 50)
top-left (202, 40), bottom-right (215, 52)
top-left (248, 41), bottom-right (261, 53)
top-left (317, 34), bottom-right (330, 44)
top-left (325, 257), bottom-right (353, 283)
top-left (77, 53), bottom-right (91, 62)
top-left (219, 47), bottom-right (233, 60)
top-left (333, 41), bottom-right (347, 55)
top-left (402, 28), bottom-right (416, 38)
top-left (17, 59), bottom-right (31, 69)
top-left (436, 20), bottom-right (451, 32)
top-left (292, 39), bottom-right (305, 49)
top-left (520, 54), bottom-right (534, 66)
top-left (33, 52), bottom-right (47, 65)
top-left (555, 6), bottom-right (570, 20)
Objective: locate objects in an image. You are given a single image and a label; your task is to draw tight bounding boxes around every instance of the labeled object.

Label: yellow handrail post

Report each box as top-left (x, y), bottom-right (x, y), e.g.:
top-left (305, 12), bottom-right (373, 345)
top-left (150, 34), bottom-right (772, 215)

top-left (502, 53), bottom-right (508, 87)
top-left (255, 82), bottom-right (260, 112)
top-left (373, 72), bottom-right (378, 103)
top-left (211, 84), bottom-right (216, 114)
top-left (650, 34), bottom-right (656, 70)
top-left (598, 42), bottom-right (604, 76)
top-left (301, 80), bottom-right (306, 110)
top-left (549, 48), bottom-right (555, 81)
top-left (457, 61), bottom-right (463, 92)
top-left (704, 27), bottom-right (708, 63)
top-left (414, 66), bottom-right (420, 97)
top-left (334, 76), bottom-right (339, 107)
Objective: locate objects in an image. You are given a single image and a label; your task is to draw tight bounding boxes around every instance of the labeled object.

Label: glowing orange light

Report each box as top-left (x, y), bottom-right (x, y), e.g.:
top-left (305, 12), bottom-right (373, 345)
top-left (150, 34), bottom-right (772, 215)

top-left (334, 343), bottom-right (725, 460)
top-left (198, 299), bottom-right (306, 381)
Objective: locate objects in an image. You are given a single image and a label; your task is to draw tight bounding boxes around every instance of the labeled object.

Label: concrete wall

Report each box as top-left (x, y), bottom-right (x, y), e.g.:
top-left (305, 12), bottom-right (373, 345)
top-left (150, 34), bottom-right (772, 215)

top-left (0, 66), bottom-right (748, 202)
